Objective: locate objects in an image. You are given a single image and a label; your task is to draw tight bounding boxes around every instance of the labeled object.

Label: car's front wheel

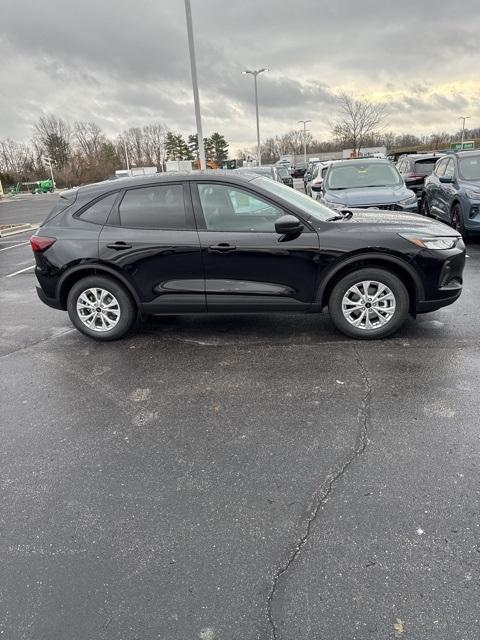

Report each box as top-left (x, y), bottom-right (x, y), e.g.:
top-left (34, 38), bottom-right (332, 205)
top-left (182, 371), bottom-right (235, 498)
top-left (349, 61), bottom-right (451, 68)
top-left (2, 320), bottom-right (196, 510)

top-left (451, 203), bottom-right (469, 238)
top-left (328, 268), bottom-right (410, 339)
top-left (67, 275), bottom-right (137, 341)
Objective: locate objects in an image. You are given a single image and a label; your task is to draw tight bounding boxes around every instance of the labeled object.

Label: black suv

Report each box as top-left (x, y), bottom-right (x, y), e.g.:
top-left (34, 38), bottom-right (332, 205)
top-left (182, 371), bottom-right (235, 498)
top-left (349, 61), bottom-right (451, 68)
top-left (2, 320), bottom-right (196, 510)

top-left (397, 153), bottom-right (443, 198)
top-left (32, 173), bottom-right (465, 341)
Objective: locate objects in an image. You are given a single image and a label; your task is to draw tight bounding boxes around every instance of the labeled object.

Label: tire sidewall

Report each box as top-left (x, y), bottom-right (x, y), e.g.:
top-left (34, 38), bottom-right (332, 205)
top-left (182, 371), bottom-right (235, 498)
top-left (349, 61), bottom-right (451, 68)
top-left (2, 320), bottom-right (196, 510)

top-left (67, 276), bottom-right (136, 341)
top-left (328, 268), bottom-right (409, 339)
top-left (451, 203), bottom-right (467, 237)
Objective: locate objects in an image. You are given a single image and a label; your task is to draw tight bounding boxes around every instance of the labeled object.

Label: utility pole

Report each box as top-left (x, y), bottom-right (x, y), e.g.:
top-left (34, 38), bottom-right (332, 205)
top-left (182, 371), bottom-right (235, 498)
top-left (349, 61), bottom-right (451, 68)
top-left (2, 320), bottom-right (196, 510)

top-left (297, 119), bottom-right (311, 164)
top-left (122, 138), bottom-right (131, 175)
top-left (43, 156), bottom-right (56, 188)
top-left (459, 116), bottom-right (470, 147)
top-left (184, 0), bottom-right (206, 171)
top-left (243, 68), bottom-right (268, 166)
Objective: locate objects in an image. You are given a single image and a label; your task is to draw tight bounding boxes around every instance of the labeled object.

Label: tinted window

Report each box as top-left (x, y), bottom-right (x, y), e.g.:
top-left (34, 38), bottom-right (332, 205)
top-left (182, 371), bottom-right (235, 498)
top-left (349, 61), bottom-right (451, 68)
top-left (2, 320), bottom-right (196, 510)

top-left (118, 184), bottom-right (187, 229)
top-left (252, 177), bottom-right (334, 222)
top-left (80, 192), bottom-right (118, 225)
top-left (197, 183), bottom-right (285, 232)
top-left (42, 192), bottom-right (77, 225)
top-left (326, 162), bottom-right (402, 189)
top-left (413, 159), bottom-right (438, 175)
top-left (458, 155), bottom-right (480, 181)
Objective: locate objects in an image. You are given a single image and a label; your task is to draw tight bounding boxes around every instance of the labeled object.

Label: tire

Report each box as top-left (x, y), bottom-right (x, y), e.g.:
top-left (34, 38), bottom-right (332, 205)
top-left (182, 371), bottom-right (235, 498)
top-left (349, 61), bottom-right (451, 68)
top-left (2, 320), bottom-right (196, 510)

top-left (328, 268), bottom-right (410, 339)
top-left (451, 203), bottom-right (469, 239)
top-left (67, 275), bottom-right (137, 341)
top-left (421, 194), bottom-right (431, 217)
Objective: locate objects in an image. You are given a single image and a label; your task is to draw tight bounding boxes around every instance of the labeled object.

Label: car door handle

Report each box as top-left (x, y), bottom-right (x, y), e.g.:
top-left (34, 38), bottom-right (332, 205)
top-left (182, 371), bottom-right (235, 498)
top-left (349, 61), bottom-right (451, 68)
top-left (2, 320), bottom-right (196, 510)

top-left (208, 243), bottom-right (237, 254)
top-left (106, 242), bottom-right (132, 250)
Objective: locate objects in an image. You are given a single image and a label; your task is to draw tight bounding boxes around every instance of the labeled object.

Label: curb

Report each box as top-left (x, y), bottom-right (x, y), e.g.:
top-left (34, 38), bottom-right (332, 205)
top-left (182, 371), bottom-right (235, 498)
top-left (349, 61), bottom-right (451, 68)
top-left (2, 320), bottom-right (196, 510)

top-left (0, 224), bottom-right (38, 238)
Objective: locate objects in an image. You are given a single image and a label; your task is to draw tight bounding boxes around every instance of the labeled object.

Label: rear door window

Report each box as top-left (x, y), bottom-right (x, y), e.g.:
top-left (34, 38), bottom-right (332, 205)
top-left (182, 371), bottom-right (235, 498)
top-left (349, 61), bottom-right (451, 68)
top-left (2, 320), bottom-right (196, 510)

top-left (117, 184), bottom-right (189, 229)
top-left (413, 159), bottom-right (438, 176)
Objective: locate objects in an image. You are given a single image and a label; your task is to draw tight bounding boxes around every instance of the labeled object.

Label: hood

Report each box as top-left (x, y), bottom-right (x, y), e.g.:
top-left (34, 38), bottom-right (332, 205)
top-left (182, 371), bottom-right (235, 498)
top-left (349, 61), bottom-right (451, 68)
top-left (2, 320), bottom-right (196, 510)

top-left (336, 208), bottom-right (460, 236)
top-left (325, 185), bottom-right (410, 206)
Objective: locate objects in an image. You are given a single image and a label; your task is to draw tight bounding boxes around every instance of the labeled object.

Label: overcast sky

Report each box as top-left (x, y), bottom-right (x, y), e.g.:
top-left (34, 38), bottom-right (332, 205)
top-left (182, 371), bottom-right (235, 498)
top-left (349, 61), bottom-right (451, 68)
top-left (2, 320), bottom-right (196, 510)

top-left (1, 0), bottom-right (479, 153)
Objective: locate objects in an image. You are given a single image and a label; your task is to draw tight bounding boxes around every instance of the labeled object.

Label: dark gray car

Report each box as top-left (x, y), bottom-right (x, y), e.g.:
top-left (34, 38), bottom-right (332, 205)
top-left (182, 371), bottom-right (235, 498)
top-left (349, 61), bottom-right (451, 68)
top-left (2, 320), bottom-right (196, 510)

top-left (321, 158), bottom-right (418, 212)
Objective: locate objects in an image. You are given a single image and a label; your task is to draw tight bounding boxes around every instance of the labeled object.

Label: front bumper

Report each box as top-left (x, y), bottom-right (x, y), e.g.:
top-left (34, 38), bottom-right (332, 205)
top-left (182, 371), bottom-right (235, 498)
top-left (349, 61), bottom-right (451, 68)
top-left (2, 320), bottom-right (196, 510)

top-left (417, 290), bottom-right (462, 313)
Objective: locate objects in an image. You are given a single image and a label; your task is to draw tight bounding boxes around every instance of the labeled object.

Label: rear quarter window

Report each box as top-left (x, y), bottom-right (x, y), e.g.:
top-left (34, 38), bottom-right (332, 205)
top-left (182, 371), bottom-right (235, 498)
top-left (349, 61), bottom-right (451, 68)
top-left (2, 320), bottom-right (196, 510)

top-left (78, 192), bottom-right (118, 225)
top-left (41, 192), bottom-right (77, 225)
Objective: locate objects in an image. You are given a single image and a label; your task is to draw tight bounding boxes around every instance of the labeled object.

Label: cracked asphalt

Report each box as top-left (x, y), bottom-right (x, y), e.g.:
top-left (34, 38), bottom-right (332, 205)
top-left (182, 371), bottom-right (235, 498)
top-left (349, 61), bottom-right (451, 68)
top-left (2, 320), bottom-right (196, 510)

top-left (1, 193), bottom-right (480, 639)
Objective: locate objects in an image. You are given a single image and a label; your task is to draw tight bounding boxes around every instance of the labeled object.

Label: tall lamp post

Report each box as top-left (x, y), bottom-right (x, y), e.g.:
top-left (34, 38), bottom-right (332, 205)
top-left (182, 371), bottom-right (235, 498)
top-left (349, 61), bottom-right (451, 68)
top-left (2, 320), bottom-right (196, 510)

top-left (184, 0), bottom-right (206, 171)
top-left (459, 116), bottom-right (471, 147)
top-left (242, 68), bottom-right (268, 166)
top-left (297, 119), bottom-right (311, 164)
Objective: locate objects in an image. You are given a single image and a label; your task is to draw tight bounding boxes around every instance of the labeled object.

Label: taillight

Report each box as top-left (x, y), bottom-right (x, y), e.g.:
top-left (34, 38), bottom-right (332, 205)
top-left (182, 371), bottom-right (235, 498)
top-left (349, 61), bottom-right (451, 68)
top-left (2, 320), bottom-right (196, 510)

top-left (30, 236), bottom-right (56, 252)
top-left (405, 173), bottom-right (424, 180)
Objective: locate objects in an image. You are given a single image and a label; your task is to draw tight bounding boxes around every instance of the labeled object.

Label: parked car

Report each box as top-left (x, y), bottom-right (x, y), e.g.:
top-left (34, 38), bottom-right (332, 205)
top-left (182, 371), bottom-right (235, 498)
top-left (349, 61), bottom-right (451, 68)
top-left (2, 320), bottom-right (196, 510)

top-left (421, 150), bottom-right (480, 237)
top-left (303, 158), bottom-right (321, 192)
top-left (32, 172), bottom-right (465, 341)
top-left (272, 164), bottom-right (294, 187)
top-left (305, 161), bottom-right (324, 195)
top-left (291, 162), bottom-right (308, 178)
top-left (397, 153), bottom-right (443, 198)
top-left (321, 158), bottom-right (418, 212)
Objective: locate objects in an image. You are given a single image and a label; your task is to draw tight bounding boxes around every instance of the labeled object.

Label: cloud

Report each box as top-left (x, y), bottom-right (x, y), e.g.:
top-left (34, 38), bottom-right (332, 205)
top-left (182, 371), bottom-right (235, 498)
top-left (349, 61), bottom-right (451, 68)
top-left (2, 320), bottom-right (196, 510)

top-left (1, 0), bottom-right (480, 153)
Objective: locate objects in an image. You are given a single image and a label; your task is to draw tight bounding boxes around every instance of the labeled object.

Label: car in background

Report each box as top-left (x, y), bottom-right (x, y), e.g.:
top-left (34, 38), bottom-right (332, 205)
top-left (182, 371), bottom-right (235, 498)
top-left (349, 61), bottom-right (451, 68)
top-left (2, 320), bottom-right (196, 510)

top-left (397, 153), bottom-right (443, 198)
top-left (320, 158), bottom-right (418, 212)
top-left (272, 164), bottom-right (294, 188)
top-left (233, 165), bottom-right (275, 180)
top-left (307, 162), bottom-right (328, 198)
top-left (421, 150), bottom-right (480, 237)
top-left (32, 171), bottom-right (465, 342)
top-left (303, 158), bottom-right (321, 192)
top-left (291, 162), bottom-right (308, 178)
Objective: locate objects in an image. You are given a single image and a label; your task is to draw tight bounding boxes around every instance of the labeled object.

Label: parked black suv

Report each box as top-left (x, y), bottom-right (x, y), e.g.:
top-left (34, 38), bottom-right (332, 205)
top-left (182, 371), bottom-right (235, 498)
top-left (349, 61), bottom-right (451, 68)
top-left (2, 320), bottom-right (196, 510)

top-left (32, 173), bottom-right (465, 341)
top-left (397, 153), bottom-right (443, 197)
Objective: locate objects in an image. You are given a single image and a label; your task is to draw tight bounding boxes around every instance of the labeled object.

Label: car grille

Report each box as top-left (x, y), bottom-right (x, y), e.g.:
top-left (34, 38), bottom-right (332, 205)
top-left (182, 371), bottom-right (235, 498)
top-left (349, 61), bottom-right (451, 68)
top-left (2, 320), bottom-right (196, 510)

top-left (355, 203), bottom-right (403, 211)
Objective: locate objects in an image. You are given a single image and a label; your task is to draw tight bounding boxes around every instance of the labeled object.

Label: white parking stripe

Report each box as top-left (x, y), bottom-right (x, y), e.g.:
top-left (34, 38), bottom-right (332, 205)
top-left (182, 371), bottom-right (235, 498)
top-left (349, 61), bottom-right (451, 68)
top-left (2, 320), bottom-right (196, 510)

top-left (5, 264), bottom-right (35, 277)
top-left (0, 241), bottom-right (29, 252)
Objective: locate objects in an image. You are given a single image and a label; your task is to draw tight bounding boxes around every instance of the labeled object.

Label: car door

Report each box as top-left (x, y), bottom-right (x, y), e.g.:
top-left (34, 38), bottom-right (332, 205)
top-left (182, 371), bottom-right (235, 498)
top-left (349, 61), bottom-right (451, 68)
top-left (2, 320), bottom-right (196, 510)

top-left (191, 180), bottom-right (320, 312)
top-left (98, 181), bottom-right (205, 312)
top-left (436, 158), bottom-right (456, 221)
top-left (428, 158), bottom-right (447, 217)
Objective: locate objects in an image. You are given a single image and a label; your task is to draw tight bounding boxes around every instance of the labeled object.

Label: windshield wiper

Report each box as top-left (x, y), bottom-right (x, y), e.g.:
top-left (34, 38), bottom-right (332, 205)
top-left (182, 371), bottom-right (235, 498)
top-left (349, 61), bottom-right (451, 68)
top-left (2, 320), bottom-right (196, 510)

top-left (326, 208), bottom-right (354, 222)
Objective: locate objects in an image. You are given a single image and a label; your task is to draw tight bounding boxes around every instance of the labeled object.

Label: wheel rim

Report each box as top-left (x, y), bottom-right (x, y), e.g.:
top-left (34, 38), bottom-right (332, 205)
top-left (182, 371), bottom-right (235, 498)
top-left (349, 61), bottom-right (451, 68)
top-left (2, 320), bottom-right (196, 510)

top-left (452, 208), bottom-right (461, 231)
top-left (76, 287), bottom-right (121, 332)
top-left (342, 280), bottom-right (396, 330)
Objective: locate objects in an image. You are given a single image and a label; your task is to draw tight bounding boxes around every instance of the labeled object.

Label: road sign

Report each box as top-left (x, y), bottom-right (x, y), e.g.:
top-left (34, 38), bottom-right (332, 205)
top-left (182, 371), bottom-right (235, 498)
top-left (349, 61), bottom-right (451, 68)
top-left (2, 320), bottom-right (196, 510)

top-left (450, 141), bottom-right (475, 150)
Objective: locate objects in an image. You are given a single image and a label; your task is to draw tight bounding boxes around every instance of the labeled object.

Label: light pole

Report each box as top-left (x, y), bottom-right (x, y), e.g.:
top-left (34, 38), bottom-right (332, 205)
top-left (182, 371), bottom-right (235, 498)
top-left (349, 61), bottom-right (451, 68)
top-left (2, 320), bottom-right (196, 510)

top-left (242, 68), bottom-right (268, 166)
top-left (459, 116), bottom-right (471, 147)
top-left (43, 156), bottom-right (56, 188)
top-left (297, 119), bottom-right (311, 164)
top-left (184, 0), bottom-right (206, 171)
top-left (122, 138), bottom-right (131, 176)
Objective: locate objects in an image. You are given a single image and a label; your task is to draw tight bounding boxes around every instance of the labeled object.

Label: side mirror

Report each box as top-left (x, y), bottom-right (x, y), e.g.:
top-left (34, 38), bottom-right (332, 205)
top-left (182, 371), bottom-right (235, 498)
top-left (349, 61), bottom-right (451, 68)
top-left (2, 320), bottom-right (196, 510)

top-left (439, 176), bottom-right (454, 184)
top-left (275, 214), bottom-right (304, 236)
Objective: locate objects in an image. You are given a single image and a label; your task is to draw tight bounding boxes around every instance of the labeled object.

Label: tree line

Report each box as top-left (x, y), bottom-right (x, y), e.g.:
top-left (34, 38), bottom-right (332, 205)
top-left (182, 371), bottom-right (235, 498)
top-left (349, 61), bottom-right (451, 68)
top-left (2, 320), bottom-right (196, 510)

top-left (0, 115), bottom-right (229, 188)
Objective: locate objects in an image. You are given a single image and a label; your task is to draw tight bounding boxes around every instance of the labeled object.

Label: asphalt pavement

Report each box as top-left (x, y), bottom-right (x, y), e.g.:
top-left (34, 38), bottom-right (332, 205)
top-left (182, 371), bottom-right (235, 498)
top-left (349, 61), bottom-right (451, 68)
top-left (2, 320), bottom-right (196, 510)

top-left (1, 192), bottom-right (480, 639)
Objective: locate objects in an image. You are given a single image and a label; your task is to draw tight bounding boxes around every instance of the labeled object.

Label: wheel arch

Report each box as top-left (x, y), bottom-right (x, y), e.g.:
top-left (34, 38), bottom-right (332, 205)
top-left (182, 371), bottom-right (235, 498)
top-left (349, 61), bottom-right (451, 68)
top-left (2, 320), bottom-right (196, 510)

top-left (57, 264), bottom-right (140, 310)
top-left (317, 253), bottom-right (424, 314)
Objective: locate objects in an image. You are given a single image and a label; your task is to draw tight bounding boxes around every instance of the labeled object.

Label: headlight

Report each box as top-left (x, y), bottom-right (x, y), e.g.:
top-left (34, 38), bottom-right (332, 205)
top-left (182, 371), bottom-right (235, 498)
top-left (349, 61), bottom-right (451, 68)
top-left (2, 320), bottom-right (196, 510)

top-left (399, 234), bottom-right (458, 250)
top-left (465, 189), bottom-right (480, 199)
top-left (400, 195), bottom-right (417, 206)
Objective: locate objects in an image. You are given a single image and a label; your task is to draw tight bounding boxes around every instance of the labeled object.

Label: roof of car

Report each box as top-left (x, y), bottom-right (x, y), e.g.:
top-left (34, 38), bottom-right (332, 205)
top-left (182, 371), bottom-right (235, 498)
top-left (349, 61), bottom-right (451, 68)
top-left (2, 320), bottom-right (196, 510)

top-left (453, 149), bottom-right (480, 157)
top-left (76, 170), bottom-right (259, 195)
top-left (329, 157), bottom-right (389, 166)
top-left (402, 153), bottom-right (445, 160)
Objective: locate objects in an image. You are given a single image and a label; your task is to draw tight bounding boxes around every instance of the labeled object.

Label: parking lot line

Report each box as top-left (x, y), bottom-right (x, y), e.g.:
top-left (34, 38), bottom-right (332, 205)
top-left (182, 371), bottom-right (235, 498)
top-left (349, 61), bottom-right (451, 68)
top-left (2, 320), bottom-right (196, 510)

top-left (0, 241), bottom-right (29, 252)
top-left (5, 264), bottom-right (35, 277)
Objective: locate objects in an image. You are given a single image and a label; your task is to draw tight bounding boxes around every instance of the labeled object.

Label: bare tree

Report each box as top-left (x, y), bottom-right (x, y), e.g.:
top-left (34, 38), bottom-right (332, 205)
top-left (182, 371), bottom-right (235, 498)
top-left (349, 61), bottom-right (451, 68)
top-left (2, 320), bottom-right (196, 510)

top-left (143, 123), bottom-right (168, 169)
top-left (0, 139), bottom-right (34, 176)
top-left (332, 92), bottom-right (387, 156)
top-left (74, 121), bottom-right (104, 159)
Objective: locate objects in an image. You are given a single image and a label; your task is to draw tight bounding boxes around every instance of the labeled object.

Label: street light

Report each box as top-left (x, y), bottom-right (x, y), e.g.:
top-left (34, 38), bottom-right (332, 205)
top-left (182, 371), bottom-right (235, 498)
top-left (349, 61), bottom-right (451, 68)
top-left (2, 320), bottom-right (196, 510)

top-left (297, 119), bottom-right (311, 164)
top-left (184, 0), bottom-right (206, 171)
top-left (459, 116), bottom-right (471, 147)
top-left (43, 156), bottom-right (56, 189)
top-left (242, 68), bottom-right (268, 166)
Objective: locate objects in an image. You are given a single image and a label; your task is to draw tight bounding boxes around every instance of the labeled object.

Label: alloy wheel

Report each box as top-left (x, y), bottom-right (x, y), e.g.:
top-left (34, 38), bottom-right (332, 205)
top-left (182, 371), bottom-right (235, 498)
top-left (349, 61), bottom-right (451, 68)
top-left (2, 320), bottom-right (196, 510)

top-left (341, 280), bottom-right (396, 330)
top-left (76, 287), bottom-right (121, 332)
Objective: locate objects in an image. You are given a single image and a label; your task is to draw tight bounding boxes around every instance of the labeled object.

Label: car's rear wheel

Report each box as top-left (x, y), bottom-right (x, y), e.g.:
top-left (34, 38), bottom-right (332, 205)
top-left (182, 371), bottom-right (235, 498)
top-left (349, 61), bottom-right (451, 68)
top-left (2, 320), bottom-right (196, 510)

top-left (421, 194), bottom-right (431, 217)
top-left (67, 275), bottom-right (137, 341)
top-left (451, 203), bottom-right (469, 238)
top-left (328, 268), bottom-right (410, 339)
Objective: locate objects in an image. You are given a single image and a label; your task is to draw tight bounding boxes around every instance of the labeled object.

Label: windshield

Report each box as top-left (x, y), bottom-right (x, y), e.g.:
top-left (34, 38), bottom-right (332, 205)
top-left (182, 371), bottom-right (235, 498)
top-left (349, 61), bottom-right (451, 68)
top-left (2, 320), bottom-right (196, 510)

top-left (253, 176), bottom-right (334, 221)
top-left (458, 155), bottom-right (480, 181)
top-left (277, 166), bottom-right (290, 178)
top-left (413, 159), bottom-right (438, 175)
top-left (326, 162), bottom-right (403, 189)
